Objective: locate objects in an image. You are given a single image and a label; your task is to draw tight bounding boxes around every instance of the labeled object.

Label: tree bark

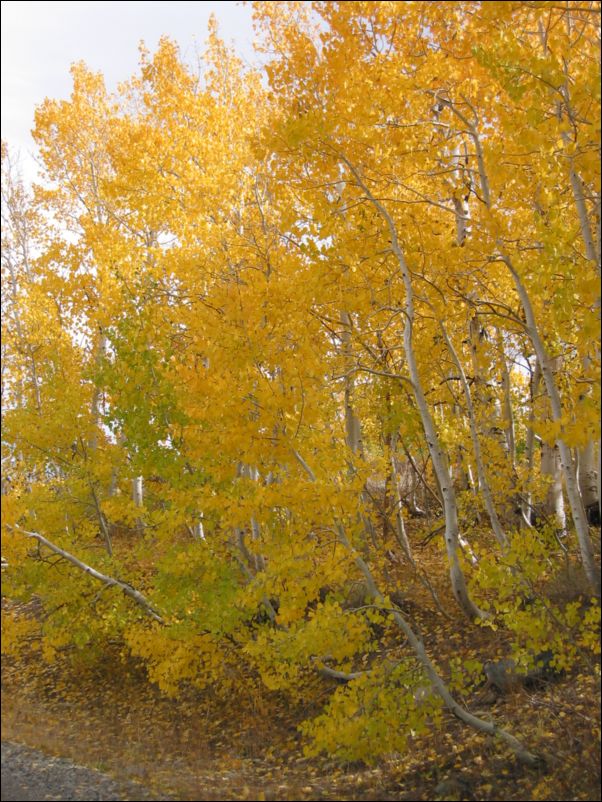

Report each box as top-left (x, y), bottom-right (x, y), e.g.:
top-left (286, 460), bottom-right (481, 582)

top-left (132, 475), bottom-right (144, 535)
top-left (578, 439), bottom-right (599, 519)
top-left (541, 441), bottom-right (566, 534)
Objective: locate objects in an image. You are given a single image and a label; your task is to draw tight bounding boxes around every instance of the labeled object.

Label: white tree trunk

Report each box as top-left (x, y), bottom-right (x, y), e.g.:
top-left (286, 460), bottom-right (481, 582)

top-left (89, 330), bottom-right (107, 452)
top-left (132, 476), bottom-right (144, 507)
top-left (342, 157), bottom-right (486, 619)
top-left (541, 441), bottom-right (566, 533)
top-left (539, 356), bottom-right (567, 533)
top-left (193, 517), bottom-right (205, 540)
top-left (496, 329), bottom-right (516, 467)
top-left (248, 465), bottom-right (265, 571)
top-left (132, 475), bottom-right (144, 535)
top-left (12, 525), bottom-right (163, 623)
top-left (503, 256), bottom-right (600, 596)
top-left (5, 251), bottom-right (42, 412)
top-left (578, 439), bottom-right (599, 518)
top-left (522, 359), bottom-right (542, 527)
top-left (389, 436), bottom-right (415, 564)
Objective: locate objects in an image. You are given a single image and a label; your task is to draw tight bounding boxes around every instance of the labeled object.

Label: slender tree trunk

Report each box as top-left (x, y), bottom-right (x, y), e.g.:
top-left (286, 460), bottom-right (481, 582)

top-left (541, 441), bottom-right (566, 534)
top-left (12, 525), bottom-right (163, 623)
top-left (91, 483), bottom-right (112, 556)
top-left (329, 510), bottom-right (538, 766)
top-left (247, 464), bottom-right (266, 570)
top-left (86, 330), bottom-right (113, 554)
top-left (576, 355), bottom-right (600, 524)
top-left (5, 255), bottom-right (42, 412)
top-left (447, 370), bottom-right (473, 494)
top-left (578, 439), bottom-right (599, 522)
top-left (132, 476), bottom-right (144, 507)
top-left (234, 463), bottom-right (266, 572)
top-left (132, 475), bottom-right (144, 535)
top-left (469, 314), bottom-right (507, 459)
top-left (389, 435), bottom-right (415, 564)
top-left (495, 329), bottom-right (523, 529)
top-left (340, 310), bottom-right (363, 457)
top-left (189, 516), bottom-right (205, 540)
top-left (567, 162), bottom-right (599, 268)
top-left (341, 156), bottom-right (486, 619)
top-left (496, 329), bottom-right (516, 467)
top-left (89, 330), bottom-right (107, 452)
top-left (440, 323), bottom-right (508, 548)
top-left (522, 359), bottom-right (542, 528)
top-left (503, 256), bottom-right (600, 596)
top-left (338, 309), bottom-right (382, 549)
top-left (539, 356), bottom-right (567, 534)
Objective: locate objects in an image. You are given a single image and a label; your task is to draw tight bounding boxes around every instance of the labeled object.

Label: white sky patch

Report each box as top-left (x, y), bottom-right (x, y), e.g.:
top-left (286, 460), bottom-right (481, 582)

top-left (1, 0), bottom-right (256, 184)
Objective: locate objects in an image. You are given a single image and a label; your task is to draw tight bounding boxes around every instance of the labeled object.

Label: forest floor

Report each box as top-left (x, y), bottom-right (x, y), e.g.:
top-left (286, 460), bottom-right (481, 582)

top-left (2, 593), bottom-right (600, 802)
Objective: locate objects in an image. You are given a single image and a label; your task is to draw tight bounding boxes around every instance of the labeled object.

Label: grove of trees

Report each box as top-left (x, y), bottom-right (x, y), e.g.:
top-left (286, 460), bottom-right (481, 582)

top-left (2, 1), bottom-right (600, 767)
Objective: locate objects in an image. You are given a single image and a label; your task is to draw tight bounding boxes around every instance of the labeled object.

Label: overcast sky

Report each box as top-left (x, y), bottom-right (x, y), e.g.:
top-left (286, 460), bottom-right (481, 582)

top-left (1, 1), bottom-right (257, 182)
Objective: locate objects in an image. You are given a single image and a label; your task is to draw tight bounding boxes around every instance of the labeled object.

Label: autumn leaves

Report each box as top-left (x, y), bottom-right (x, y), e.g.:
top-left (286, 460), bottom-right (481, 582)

top-left (2, 1), bottom-right (600, 766)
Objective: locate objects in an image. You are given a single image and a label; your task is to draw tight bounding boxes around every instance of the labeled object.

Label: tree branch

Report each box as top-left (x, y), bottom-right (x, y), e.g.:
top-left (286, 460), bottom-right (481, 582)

top-left (8, 525), bottom-right (164, 623)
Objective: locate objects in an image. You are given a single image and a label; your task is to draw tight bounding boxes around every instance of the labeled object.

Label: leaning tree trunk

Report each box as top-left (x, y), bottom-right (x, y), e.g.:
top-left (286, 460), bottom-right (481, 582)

top-left (291, 456), bottom-right (540, 767)
top-left (503, 255), bottom-right (600, 597)
top-left (521, 358), bottom-right (542, 528)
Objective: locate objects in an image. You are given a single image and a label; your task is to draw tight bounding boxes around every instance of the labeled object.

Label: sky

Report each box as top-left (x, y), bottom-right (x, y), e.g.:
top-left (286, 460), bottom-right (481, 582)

top-left (1, 0), bottom-right (257, 182)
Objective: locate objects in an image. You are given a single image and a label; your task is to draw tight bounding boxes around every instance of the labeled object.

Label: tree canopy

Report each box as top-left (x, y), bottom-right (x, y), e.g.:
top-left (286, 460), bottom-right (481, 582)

top-left (2, 1), bottom-right (600, 768)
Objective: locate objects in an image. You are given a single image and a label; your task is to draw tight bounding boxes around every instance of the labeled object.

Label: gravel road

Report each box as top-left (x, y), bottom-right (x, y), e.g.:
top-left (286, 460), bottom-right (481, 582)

top-left (1, 741), bottom-right (171, 801)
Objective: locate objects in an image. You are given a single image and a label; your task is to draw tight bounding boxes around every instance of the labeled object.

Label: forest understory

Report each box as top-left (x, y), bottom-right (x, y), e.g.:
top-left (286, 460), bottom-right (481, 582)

top-left (2, 529), bottom-right (600, 802)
